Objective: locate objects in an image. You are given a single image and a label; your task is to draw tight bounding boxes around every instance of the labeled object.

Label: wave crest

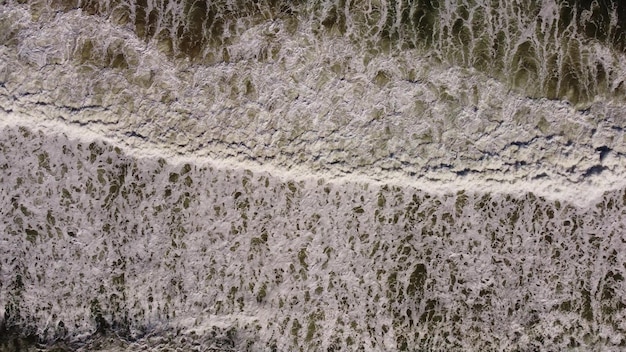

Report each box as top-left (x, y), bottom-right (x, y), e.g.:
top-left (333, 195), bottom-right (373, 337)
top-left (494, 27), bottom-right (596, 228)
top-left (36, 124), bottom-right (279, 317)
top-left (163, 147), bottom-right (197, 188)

top-left (22, 0), bottom-right (625, 105)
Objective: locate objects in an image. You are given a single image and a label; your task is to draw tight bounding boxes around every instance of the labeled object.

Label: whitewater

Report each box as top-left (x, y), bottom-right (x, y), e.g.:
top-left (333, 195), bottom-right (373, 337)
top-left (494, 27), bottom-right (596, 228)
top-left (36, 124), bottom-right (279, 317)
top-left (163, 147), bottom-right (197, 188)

top-left (2, 0), bottom-right (626, 350)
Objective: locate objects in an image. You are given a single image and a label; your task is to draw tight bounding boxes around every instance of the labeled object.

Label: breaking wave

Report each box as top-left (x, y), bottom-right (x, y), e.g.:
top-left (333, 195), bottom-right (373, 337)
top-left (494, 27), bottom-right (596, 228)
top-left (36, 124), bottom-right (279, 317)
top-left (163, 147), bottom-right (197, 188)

top-left (2, 125), bottom-right (626, 351)
top-left (2, 0), bottom-right (626, 351)
top-left (17, 0), bottom-right (626, 104)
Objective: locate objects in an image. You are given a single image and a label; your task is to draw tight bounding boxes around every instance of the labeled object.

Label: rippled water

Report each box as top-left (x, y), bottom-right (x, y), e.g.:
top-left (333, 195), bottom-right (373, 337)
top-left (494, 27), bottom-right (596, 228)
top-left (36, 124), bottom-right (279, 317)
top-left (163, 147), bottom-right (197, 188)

top-left (2, 0), bottom-right (626, 351)
top-left (13, 0), bottom-right (626, 104)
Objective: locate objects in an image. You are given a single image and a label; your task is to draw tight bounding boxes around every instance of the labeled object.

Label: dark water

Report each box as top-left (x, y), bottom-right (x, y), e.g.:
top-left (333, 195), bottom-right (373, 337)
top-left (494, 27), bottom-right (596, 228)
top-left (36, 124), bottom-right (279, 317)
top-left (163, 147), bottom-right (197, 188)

top-left (28, 0), bottom-right (626, 104)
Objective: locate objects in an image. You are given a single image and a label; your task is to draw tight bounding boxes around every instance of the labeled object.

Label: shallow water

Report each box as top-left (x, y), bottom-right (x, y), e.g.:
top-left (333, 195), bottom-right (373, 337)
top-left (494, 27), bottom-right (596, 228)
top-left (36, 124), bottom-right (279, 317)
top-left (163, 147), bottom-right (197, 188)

top-left (2, 0), bottom-right (626, 351)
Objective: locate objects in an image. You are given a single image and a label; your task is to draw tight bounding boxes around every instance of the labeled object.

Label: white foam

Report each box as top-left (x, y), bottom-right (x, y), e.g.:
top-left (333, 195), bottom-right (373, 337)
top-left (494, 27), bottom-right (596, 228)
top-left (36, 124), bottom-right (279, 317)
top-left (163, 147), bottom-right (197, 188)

top-left (1, 110), bottom-right (622, 208)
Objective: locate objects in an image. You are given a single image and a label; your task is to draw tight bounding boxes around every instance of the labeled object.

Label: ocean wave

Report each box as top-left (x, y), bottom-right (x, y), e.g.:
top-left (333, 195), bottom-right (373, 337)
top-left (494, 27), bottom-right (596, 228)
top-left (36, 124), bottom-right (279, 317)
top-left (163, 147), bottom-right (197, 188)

top-left (2, 0), bottom-right (626, 350)
top-left (12, 0), bottom-right (626, 104)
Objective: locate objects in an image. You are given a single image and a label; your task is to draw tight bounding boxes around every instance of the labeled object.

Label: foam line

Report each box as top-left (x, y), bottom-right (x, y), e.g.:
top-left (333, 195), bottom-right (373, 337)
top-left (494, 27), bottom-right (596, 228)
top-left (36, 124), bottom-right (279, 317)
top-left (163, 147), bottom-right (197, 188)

top-left (1, 110), bottom-right (622, 208)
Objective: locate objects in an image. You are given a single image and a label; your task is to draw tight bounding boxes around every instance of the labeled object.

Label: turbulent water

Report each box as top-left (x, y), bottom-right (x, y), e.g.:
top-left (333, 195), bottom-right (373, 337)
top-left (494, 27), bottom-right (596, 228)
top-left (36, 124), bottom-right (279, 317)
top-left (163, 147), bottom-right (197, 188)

top-left (2, 0), bottom-right (626, 351)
